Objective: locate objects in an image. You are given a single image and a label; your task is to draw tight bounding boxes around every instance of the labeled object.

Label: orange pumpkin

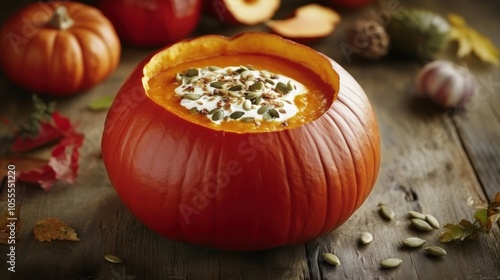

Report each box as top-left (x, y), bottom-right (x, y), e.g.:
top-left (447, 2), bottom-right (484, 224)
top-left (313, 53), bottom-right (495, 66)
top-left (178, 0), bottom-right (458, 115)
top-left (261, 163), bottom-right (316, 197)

top-left (0, 1), bottom-right (120, 96)
top-left (101, 33), bottom-right (380, 251)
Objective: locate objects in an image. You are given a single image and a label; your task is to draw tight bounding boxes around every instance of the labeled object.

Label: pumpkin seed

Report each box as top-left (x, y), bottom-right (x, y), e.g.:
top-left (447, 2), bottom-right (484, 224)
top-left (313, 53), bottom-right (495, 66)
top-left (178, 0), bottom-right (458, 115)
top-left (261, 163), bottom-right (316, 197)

top-left (210, 81), bottom-right (224, 89)
top-left (185, 68), bottom-right (199, 77)
top-left (246, 91), bottom-right (263, 100)
top-left (257, 104), bottom-right (272, 115)
top-left (322, 253), bottom-right (340, 266)
top-left (243, 100), bottom-right (253, 111)
top-left (425, 214), bottom-right (440, 229)
top-left (208, 66), bottom-right (221, 71)
top-left (249, 81), bottom-right (264, 91)
top-left (379, 203), bottom-right (395, 221)
top-left (380, 258), bottom-right (402, 269)
top-left (104, 255), bottom-right (123, 264)
top-left (240, 117), bottom-right (255, 123)
top-left (183, 93), bottom-right (202, 100)
top-left (268, 108), bottom-right (280, 119)
top-left (240, 70), bottom-right (252, 79)
top-left (403, 237), bottom-right (426, 248)
top-left (211, 109), bottom-right (224, 121)
top-left (262, 112), bottom-right (272, 121)
top-left (230, 111), bottom-right (245, 119)
top-left (187, 76), bottom-right (199, 84)
top-left (254, 96), bottom-right (262, 105)
top-left (411, 218), bottom-right (433, 231)
top-left (287, 81), bottom-right (294, 92)
top-left (209, 107), bottom-right (221, 114)
top-left (264, 78), bottom-right (275, 85)
top-left (408, 210), bottom-right (426, 220)
top-left (424, 246), bottom-right (447, 257)
top-left (275, 82), bottom-right (288, 94)
top-left (189, 107), bottom-right (198, 114)
top-left (175, 73), bottom-right (183, 83)
top-left (260, 70), bottom-right (271, 78)
top-left (229, 84), bottom-right (243, 91)
top-left (228, 91), bottom-right (242, 98)
top-left (359, 232), bottom-right (373, 245)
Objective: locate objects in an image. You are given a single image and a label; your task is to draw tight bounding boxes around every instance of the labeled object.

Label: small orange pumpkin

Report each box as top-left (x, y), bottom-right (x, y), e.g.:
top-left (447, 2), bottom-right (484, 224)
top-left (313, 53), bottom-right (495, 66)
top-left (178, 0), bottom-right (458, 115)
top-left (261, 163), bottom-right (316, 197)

top-left (102, 33), bottom-right (380, 251)
top-left (0, 1), bottom-right (120, 96)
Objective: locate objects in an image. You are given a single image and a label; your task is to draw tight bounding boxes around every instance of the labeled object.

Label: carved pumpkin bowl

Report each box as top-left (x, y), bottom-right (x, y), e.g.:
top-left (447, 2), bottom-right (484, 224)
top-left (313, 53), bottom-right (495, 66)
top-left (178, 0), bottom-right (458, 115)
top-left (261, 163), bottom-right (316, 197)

top-left (101, 32), bottom-right (380, 251)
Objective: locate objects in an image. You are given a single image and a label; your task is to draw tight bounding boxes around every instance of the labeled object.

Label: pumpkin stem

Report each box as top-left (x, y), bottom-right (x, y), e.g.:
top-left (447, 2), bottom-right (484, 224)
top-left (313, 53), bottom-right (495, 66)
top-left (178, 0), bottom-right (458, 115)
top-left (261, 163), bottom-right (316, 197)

top-left (48, 6), bottom-right (74, 30)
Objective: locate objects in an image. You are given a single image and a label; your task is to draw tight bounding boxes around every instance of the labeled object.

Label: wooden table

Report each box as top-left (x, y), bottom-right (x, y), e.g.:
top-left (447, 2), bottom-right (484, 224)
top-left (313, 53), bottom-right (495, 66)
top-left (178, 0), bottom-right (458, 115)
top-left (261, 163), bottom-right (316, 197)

top-left (1, 0), bottom-right (499, 279)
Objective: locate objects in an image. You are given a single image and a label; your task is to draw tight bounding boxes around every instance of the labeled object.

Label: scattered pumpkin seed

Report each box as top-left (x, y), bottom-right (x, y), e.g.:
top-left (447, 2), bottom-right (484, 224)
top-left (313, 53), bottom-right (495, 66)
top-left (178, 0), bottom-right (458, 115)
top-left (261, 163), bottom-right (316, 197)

top-left (210, 81), bottom-right (224, 89)
top-left (275, 82), bottom-right (288, 94)
top-left (230, 111), bottom-right (245, 119)
top-left (246, 91), bottom-right (263, 100)
top-left (411, 218), bottom-right (433, 231)
top-left (425, 214), bottom-right (440, 229)
top-left (243, 100), bottom-right (252, 111)
top-left (228, 84), bottom-right (243, 91)
top-left (403, 237), bottom-right (426, 248)
top-left (240, 117), bottom-right (255, 123)
top-left (264, 78), bottom-right (275, 85)
top-left (380, 258), bottom-right (402, 269)
top-left (104, 255), bottom-right (123, 264)
top-left (424, 245), bottom-right (447, 257)
top-left (379, 203), bottom-right (395, 221)
top-left (268, 108), bottom-right (280, 119)
top-left (249, 81), bottom-right (264, 91)
top-left (359, 232), bottom-right (373, 245)
top-left (260, 70), bottom-right (271, 78)
top-left (322, 253), bottom-right (340, 266)
top-left (189, 107), bottom-right (198, 114)
top-left (258, 104), bottom-right (273, 115)
top-left (208, 66), bottom-right (221, 71)
top-left (211, 109), bottom-right (224, 121)
top-left (183, 93), bottom-right (202, 100)
top-left (408, 210), bottom-right (426, 220)
top-left (185, 68), bottom-right (199, 77)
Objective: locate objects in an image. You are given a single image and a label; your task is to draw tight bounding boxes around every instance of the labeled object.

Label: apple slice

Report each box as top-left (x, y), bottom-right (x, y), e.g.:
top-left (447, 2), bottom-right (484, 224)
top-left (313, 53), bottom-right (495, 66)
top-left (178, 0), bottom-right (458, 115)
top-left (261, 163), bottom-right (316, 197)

top-left (205, 0), bottom-right (281, 25)
top-left (267, 4), bottom-right (341, 42)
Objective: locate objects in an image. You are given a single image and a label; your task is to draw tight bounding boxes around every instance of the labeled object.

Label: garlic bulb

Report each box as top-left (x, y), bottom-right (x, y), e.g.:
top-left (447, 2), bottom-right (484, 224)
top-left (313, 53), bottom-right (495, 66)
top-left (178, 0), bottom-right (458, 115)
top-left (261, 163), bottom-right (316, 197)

top-left (415, 60), bottom-right (477, 108)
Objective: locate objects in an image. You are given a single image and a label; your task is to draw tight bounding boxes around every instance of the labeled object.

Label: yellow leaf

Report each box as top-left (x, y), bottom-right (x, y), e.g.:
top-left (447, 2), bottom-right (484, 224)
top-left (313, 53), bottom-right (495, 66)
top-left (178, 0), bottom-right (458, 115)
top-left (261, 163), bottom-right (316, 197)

top-left (33, 218), bottom-right (80, 242)
top-left (447, 13), bottom-right (499, 65)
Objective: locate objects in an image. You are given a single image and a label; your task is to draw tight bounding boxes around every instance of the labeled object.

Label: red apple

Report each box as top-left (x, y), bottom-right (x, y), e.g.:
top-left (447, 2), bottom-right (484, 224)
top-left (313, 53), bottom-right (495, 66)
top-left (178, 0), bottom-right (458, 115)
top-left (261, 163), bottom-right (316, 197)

top-left (97, 0), bottom-right (202, 47)
top-left (204, 0), bottom-right (280, 25)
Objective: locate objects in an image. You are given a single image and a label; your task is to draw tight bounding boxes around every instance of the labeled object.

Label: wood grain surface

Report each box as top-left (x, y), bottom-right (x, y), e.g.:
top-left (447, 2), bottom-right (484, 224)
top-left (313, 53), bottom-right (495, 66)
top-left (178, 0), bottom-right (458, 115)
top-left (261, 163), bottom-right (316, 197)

top-left (1, 0), bottom-right (499, 279)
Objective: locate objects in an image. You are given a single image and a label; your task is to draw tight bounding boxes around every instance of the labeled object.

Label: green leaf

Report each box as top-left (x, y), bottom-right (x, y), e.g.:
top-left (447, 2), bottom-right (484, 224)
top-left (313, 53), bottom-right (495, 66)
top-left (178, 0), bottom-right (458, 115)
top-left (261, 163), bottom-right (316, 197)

top-left (474, 208), bottom-right (489, 226)
top-left (88, 95), bottom-right (114, 111)
top-left (438, 220), bottom-right (480, 242)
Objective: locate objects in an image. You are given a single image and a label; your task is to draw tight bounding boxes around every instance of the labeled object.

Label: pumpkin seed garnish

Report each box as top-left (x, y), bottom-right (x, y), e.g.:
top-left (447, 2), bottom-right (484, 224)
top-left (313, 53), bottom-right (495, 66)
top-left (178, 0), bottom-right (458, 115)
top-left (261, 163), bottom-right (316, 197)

top-left (403, 237), bottom-right (426, 248)
top-left (240, 117), bottom-right (255, 123)
top-left (185, 68), bottom-right (199, 77)
top-left (210, 81), bottom-right (224, 89)
top-left (322, 253), bottom-right (340, 266)
top-left (246, 91), bottom-right (263, 100)
top-left (275, 82), bottom-right (288, 94)
top-left (424, 245), bottom-right (447, 257)
top-left (189, 107), bottom-right (198, 114)
top-left (243, 100), bottom-right (253, 111)
top-left (208, 65), bottom-right (222, 71)
top-left (268, 108), bottom-right (280, 119)
top-left (262, 112), bottom-right (272, 121)
top-left (408, 210), bottom-right (426, 220)
top-left (211, 109), bottom-right (224, 121)
top-left (228, 84), bottom-right (243, 91)
top-left (228, 91), bottom-right (242, 98)
top-left (425, 214), bottom-right (440, 229)
top-left (260, 70), bottom-right (271, 78)
top-left (411, 218), bottom-right (433, 231)
top-left (257, 104), bottom-right (272, 115)
top-left (209, 107), bottom-right (221, 114)
top-left (380, 258), bottom-right (402, 269)
top-left (379, 203), bottom-right (395, 221)
top-left (264, 78), bottom-right (275, 85)
top-left (359, 232), bottom-right (373, 245)
top-left (104, 255), bottom-right (123, 264)
top-left (183, 93), bottom-right (202, 100)
top-left (287, 81), bottom-right (294, 92)
top-left (249, 81), bottom-right (264, 91)
top-left (255, 96), bottom-right (262, 105)
top-left (230, 111), bottom-right (245, 119)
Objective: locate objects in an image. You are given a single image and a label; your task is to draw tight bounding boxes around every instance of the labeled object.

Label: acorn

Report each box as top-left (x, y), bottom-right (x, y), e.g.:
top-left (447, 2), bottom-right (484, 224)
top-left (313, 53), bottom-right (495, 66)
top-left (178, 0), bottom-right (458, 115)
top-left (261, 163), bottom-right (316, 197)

top-left (386, 9), bottom-right (450, 59)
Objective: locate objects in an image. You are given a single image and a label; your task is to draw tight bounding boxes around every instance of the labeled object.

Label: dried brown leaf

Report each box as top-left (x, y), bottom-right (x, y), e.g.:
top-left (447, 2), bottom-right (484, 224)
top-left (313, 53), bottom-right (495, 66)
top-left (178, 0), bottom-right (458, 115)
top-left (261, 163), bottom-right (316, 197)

top-left (33, 218), bottom-right (79, 242)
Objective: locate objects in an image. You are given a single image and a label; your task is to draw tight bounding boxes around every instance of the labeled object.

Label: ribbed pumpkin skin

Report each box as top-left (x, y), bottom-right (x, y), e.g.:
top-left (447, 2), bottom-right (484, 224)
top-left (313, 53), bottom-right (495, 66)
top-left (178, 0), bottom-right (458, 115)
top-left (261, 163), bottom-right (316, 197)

top-left (101, 34), bottom-right (380, 251)
top-left (0, 2), bottom-right (120, 96)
